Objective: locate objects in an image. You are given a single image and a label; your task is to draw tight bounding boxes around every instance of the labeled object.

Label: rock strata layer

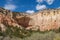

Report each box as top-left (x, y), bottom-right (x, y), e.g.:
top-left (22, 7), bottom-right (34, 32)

top-left (0, 8), bottom-right (60, 31)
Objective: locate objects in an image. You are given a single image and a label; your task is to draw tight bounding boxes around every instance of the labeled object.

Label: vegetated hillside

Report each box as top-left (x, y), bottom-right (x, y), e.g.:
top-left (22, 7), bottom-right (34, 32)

top-left (1, 8), bottom-right (60, 40)
top-left (0, 8), bottom-right (60, 31)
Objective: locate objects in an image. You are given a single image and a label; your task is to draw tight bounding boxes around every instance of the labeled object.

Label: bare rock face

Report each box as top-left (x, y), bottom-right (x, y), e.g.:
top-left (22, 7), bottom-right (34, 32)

top-left (15, 16), bottom-right (31, 28)
top-left (27, 9), bottom-right (60, 31)
top-left (0, 8), bottom-right (60, 31)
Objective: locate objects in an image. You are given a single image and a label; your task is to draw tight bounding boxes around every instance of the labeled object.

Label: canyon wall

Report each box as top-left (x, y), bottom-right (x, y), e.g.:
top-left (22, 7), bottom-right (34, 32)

top-left (0, 8), bottom-right (60, 31)
top-left (27, 9), bottom-right (60, 31)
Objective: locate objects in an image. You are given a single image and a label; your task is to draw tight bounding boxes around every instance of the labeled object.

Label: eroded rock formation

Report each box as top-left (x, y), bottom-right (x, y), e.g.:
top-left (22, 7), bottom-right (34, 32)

top-left (0, 8), bottom-right (60, 31)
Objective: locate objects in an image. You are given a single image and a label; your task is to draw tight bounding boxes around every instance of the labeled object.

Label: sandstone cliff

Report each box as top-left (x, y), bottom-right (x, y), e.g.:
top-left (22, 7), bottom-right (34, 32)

top-left (0, 8), bottom-right (60, 31)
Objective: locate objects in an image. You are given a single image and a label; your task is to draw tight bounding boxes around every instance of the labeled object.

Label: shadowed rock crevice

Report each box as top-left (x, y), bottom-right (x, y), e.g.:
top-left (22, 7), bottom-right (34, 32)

top-left (15, 16), bottom-right (32, 28)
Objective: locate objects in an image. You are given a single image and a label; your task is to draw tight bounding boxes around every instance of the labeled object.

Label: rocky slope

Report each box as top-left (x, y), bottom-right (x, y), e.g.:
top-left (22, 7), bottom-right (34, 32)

top-left (0, 8), bottom-right (60, 31)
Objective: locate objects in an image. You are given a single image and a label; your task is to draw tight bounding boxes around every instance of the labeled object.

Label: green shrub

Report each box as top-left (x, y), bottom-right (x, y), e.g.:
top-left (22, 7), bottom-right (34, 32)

top-left (0, 25), bottom-right (60, 40)
top-left (2, 26), bottom-right (32, 38)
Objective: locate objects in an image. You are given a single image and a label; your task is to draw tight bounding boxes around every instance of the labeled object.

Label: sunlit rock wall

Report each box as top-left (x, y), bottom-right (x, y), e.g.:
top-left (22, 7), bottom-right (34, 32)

top-left (27, 9), bottom-right (60, 31)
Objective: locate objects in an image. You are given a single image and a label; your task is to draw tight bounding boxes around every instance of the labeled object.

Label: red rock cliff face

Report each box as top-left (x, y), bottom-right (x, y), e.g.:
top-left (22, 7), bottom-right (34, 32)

top-left (15, 16), bottom-right (31, 28)
top-left (0, 8), bottom-right (60, 31)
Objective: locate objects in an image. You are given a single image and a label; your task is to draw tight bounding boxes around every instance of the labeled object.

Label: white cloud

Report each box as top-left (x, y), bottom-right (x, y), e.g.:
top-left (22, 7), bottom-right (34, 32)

top-left (36, 0), bottom-right (54, 5)
top-left (36, 0), bottom-right (43, 3)
top-left (36, 4), bottom-right (46, 10)
top-left (4, 4), bottom-right (17, 11)
top-left (57, 7), bottom-right (60, 9)
top-left (45, 0), bottom-right (54, 5)
top-left (26, 10), bottom-right (35, 14)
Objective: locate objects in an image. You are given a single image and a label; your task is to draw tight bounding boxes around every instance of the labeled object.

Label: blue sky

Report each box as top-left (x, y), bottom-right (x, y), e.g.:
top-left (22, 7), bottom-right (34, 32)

top-left (0, 0), bottom-right (60, 13)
